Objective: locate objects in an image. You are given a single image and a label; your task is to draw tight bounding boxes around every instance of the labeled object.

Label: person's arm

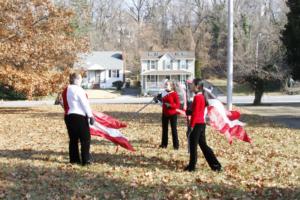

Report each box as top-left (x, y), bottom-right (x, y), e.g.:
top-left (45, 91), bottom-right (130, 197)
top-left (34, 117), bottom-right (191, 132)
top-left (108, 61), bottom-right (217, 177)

top-left (78, 88), bottom-right (93, 118)
top-left (165, 92), bottom-right (180, 109)
top-left (171, 92), bottom-right (180, 109)
top-left (190, 96), bottom-right (197, 128)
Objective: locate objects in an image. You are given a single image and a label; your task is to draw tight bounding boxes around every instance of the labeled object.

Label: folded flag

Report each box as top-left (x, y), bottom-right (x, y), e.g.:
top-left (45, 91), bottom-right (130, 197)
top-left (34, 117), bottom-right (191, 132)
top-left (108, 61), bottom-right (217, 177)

top-left (207, 99), bottom-right (251, 144)
top-left (90, 111), bottom-right (135, 151)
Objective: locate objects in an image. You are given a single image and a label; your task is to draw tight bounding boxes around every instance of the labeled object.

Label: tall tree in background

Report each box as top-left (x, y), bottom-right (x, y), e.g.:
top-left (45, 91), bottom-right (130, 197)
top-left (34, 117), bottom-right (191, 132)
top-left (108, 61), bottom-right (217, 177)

top-left (282, 0), bottom-right (300, 80)
top-left (0, 0), bottom-right (88, 99)
top-left (234, 0), bottom-right (288, 105)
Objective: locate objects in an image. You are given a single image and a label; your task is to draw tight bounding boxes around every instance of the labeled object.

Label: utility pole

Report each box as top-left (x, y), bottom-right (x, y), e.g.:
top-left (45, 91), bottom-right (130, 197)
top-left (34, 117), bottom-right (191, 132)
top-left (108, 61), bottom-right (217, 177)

top-left (227, 0), bottom-right (234, 110)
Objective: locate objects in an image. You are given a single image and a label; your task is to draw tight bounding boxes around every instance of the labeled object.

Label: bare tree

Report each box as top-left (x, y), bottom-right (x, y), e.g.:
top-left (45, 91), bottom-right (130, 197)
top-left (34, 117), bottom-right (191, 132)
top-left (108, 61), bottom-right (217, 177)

top-left (127, 0), bottom-right (147, 24)
top-left (234, 0), bottom-right (288, 104)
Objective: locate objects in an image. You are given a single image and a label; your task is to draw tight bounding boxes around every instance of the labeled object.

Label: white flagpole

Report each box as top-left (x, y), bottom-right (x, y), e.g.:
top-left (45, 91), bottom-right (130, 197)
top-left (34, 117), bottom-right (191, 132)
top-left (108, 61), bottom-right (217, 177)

top-left (227, 0), bottom-right (234, 110)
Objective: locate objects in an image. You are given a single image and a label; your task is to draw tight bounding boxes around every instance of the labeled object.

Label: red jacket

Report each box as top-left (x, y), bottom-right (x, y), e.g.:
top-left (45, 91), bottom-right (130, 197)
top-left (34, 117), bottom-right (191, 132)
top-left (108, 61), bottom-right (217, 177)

top-left (190, 93), bottom-right (206, 128)
top-left (162, 91), bottom-right (180, 116)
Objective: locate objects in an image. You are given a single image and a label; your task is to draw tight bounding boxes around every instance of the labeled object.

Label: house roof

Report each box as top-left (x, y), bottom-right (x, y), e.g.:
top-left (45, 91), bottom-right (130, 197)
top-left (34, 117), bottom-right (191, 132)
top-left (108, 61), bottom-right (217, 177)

top-left (141, 70), bottom-right (192, 76)
top-left (76, 51), bottom-right (124, 70)
top-left (141, 51), bottom-right (195, 60)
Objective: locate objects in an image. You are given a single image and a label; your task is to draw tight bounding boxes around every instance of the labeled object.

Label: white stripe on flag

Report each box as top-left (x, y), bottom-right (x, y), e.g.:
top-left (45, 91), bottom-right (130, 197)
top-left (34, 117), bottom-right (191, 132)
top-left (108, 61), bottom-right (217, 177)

top-left (90, 122), bottom-right (127, 138)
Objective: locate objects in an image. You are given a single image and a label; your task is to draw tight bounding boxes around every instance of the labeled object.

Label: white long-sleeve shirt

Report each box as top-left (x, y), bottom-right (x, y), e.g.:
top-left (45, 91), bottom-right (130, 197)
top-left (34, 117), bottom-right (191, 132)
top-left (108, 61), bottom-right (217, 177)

top-left (62, 85), bottom-right (93, 118)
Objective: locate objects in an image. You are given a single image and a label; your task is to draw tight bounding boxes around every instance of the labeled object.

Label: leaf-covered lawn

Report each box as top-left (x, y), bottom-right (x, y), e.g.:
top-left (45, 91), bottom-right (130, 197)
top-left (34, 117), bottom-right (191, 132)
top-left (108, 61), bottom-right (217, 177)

top-left (0, 105), bottom-right (299, 200)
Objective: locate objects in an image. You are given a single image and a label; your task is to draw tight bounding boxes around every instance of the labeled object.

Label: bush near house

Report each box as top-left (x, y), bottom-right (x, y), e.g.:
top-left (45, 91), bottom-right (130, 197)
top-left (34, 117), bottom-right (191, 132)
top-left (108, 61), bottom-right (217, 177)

top-left (113, 81), bottom-right (124, 90)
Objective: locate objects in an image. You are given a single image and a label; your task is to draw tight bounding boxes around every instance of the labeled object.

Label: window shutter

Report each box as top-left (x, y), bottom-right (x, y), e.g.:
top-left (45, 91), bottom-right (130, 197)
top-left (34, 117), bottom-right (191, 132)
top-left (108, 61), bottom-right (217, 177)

top-left (117, 70), bottom-right (119, 78)
top-left (109, 70), bottom-right (111, 78)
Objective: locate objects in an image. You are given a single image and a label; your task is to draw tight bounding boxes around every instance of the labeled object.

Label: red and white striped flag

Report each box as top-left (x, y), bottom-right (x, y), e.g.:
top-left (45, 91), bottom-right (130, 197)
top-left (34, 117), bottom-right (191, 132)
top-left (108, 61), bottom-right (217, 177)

top-left (207, 99), bottom-right (251, 144)
top-left (90, 111), bottom-right (135, 151)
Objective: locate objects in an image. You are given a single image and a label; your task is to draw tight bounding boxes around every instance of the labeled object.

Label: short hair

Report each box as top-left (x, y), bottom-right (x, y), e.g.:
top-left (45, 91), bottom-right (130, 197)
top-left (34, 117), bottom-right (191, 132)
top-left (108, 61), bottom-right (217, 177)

top-left (69, 72), bottom-right (81, 84)
top-left (193, 78), bottom-right (204, 88)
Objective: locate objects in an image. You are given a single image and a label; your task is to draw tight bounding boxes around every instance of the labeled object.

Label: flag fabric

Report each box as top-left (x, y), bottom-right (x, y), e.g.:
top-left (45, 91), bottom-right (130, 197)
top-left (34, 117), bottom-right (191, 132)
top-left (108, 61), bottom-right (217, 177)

top-left (207, 99), bottom-right (251, 144)
top-left (90, 111), bottom-right (135, 151)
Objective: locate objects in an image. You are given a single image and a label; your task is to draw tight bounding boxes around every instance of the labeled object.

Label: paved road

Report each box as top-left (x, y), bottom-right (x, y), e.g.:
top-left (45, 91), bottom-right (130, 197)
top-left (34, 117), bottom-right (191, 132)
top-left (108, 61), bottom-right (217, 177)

top-left (1, 95), bottom-right (299, 107)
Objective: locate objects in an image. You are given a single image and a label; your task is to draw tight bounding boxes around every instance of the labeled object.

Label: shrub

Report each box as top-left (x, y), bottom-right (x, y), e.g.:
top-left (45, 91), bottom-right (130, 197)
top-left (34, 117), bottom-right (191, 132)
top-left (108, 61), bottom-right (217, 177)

top-left (0, 85), bottom-right (26, 100)
top-left (112, 81), bottom-right (124, 90)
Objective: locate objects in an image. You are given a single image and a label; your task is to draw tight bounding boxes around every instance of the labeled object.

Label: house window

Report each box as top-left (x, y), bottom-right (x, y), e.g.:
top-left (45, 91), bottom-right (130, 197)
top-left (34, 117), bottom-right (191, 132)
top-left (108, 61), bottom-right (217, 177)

top-left (147, 60), bottom-right (150, 70)
top-left (185, 60), bottom-right (189, 69)
top-left (147, 75), bottom-right (156, 82)
top-left (181, 60), bottom-right (187, 69)
top-left (111, 70), bottom-right (119, 78)
top-left (151, 60), bottom-right (156, 69)
top-left (109, 70), bottom-right (111, 78)
top-left (177, 60), bottom-right (180, 69)
top-left (166, 60), bottom-right (171, 70)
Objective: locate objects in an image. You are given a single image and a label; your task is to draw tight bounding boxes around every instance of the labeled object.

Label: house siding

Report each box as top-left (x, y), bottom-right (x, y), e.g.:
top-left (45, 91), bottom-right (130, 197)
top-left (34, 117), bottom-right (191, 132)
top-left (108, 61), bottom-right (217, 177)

top-left (141, 51), bottom-right (195, 94)
top-left (77, 51), bottom-right (124, 89)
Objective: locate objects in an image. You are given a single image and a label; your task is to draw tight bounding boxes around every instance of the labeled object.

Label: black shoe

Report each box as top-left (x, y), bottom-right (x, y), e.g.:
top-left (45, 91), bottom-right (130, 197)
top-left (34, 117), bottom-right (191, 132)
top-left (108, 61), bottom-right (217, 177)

top-left (174, 147), bottom-right (179, 150)
top-left (184, 165), bottom-right (195, 172)
top-left (159, 145), bottom-right (167, 149)
top-left (82, 160), bottom-right (92, 166)
top-left (82, 155), bottom-right (94, 166)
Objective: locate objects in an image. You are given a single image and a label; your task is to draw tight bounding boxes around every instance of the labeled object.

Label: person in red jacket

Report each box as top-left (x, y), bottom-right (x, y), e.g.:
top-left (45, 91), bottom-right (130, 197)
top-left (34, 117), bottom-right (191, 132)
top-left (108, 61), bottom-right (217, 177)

top-left (159, 80), bottom-right (180, 149)
top-left (184, 78), bottom-right (221, 172)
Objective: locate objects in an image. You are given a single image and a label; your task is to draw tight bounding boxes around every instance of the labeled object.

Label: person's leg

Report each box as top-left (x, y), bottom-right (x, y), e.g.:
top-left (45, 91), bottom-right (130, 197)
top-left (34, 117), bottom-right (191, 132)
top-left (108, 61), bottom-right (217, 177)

top-left (198, 124), bottom-right (222, 171)
top-left (160, 114), bottom-right (169, 148)
top-left (170, 115), bottom-right (179, 149)
top-left (65, 115), bottom-right (80, 164)
top-left (78, 116), bottom-right (91, 165)
top-left (185, 125), bottom-right (201, 171)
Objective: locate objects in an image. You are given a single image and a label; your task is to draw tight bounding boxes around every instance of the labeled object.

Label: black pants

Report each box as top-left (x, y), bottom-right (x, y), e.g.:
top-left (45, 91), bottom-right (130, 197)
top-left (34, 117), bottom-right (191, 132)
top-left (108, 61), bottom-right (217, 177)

top-left (161, 114), bottom-right (179, 149)
top-left (64, 114), bottom-right (91, 164)
top-left (188, 124), bottom-right (221, 170)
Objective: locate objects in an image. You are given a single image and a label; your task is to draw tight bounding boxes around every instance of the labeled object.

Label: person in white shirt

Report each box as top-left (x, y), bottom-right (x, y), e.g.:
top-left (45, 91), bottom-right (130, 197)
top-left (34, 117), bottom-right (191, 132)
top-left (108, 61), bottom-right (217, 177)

top-left (62, 73), bottom-right (94, 166)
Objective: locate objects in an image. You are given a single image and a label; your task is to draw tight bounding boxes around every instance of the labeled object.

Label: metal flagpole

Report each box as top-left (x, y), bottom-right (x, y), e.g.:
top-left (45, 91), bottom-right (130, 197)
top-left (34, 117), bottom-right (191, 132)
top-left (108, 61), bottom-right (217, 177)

top-left (227, 0), bottom-right (234, 110)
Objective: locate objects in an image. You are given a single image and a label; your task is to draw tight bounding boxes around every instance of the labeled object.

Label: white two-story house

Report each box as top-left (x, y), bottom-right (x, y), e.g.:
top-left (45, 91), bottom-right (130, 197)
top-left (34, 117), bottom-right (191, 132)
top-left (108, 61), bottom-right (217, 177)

top-left (141, 51), bottom-right (195, 94)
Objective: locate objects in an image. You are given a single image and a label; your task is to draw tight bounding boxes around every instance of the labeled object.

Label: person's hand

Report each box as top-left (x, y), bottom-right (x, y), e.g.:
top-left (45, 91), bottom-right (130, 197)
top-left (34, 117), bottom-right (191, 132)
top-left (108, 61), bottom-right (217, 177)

top-left (154, 93), bottom-right (162, 103)
top-left (153, 96), bottom-right (158, 103)
top-left (89, 117), bottom-right (95, 125)
top-left (185, 109), bottom-right (192, 116)
top-left (165, 103), bottom-right (171, 108)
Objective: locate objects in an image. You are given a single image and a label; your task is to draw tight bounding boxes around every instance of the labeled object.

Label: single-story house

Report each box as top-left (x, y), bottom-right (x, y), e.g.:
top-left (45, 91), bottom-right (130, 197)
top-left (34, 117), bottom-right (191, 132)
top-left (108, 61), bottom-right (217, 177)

top-left (75, 51), bottom-right (125, 89)
top-left (140, 51), bottom-right (195, 94)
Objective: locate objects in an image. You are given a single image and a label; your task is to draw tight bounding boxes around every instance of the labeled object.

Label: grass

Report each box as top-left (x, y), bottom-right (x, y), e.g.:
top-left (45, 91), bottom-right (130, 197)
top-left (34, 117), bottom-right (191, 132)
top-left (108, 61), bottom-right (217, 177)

top-left (207, 79), bottom-right (285, 96)
top-left (0, 105), bottom-right (299, 199)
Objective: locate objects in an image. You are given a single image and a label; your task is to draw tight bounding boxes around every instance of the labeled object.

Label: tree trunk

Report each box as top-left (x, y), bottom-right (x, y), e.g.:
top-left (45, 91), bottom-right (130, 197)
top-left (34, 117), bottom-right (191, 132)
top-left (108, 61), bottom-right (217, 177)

top-left (253, 80), bottom-right (264, 105)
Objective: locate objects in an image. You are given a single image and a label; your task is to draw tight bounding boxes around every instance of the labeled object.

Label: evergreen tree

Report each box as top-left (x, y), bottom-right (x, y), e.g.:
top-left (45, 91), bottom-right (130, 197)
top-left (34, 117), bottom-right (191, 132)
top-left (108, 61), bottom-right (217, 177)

top-left (282, 0), bottom-right (300, 80)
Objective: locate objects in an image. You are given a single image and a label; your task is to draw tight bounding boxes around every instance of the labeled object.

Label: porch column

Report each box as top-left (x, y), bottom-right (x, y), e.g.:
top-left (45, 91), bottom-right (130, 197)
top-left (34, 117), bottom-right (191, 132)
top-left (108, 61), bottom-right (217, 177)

top-left (144, 78), bottom-right (148, 92)
top-left (141, 75), bottom-right (144, 90)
